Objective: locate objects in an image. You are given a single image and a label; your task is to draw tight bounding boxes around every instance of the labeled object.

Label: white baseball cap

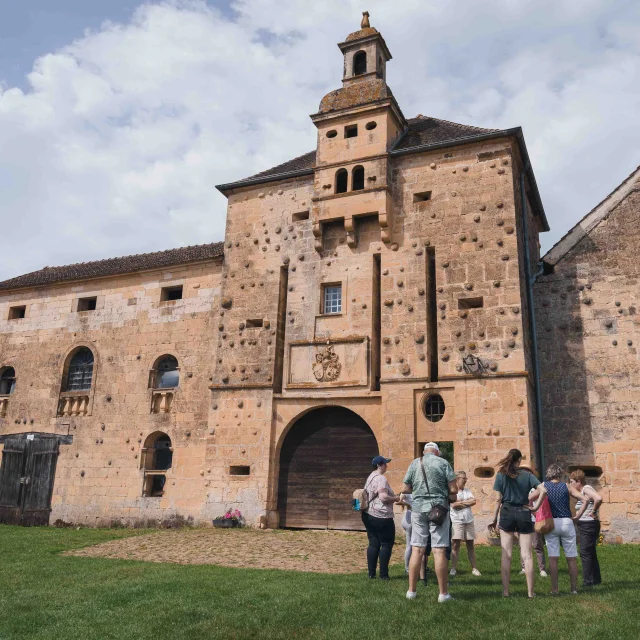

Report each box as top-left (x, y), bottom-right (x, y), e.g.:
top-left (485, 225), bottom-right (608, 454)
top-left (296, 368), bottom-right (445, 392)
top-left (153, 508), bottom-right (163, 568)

top-left (424, 442), bottom-right (440, 452)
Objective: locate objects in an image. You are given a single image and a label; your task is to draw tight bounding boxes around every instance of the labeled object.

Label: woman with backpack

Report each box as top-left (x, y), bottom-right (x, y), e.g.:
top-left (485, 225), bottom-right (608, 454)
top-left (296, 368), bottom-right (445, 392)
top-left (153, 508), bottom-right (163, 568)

top-left (488, 449), bottom-right (546, 598)
top-left (361, 455), bottom-right (401, 580)
top-left (543, 464), bottom-right (585, 594)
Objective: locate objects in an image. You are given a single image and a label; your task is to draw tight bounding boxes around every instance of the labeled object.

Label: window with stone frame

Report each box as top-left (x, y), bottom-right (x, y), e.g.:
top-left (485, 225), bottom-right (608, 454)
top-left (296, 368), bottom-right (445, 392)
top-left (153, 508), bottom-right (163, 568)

top-left (322, 283), bottom-right (342, 315)
top-left (0, 366), bottom-right (16, 395)
top-left (353, 51), bottom-right (367, 76)
top-left (151, 355), bottom-right (179, 389)
top-left (335, 168), bottom-right (348, 194)
top-left (141, 432), bottom-right (173, 497)
top-left (64, 348), bottom-right (94, 391)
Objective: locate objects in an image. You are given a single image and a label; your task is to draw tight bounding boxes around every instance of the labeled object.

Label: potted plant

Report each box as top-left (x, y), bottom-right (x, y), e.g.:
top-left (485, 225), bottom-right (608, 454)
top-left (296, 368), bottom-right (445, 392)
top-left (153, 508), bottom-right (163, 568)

top-left (213, 509), bottom-right (243, 528)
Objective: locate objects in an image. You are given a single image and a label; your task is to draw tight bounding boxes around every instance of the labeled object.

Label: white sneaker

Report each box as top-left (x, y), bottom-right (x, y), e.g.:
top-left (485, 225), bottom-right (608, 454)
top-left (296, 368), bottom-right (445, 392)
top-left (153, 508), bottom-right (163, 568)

top-left (406, 591), bottom-right (417, 600)
top-left (438, 593), bottom-right (454, 603)
top-left (472, 568), bottom-right (481, 576)
top-left (449, 569), bottom-right (456, 576)
top-left (540, 570), bottom-right (548, 578)
top-left (520, 569), bottom-right (526, 575)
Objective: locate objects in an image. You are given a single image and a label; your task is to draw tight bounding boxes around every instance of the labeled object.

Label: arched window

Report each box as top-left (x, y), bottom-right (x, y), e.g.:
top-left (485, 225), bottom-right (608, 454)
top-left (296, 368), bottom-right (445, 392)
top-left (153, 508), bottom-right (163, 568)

top-left (353, 51), bottom-right (367, 76)
top-left (335, 169), bottom-right (348, 194)
top-left (142, 432), bottom-right (173, 497)
top-left (352, 165), bottom-right (365, 191)
top-left (64, 348), bottom-right (94, 391)
top-left (0, 367), bottom-right (16, 395)
top-left (153, 355), bottom-right (179, 389)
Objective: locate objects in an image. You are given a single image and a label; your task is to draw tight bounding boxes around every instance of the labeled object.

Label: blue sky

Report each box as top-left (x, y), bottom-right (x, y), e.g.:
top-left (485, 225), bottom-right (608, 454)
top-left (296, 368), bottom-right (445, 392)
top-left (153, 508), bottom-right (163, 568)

top-left (1, 1), bottom-right (139, 89)
top-left (0, 0), bottom-right (639, 280)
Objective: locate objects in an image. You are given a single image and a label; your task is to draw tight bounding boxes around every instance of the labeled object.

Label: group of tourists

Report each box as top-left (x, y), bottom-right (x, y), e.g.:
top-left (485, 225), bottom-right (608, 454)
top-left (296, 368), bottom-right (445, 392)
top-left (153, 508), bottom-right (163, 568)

top-left (360, 445), bottom-right (602, 602)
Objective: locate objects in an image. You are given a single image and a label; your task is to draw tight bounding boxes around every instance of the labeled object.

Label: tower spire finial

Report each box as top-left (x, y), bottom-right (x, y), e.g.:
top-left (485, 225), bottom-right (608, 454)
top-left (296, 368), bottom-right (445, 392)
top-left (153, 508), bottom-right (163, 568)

top-left (361, 11), bottom-right (370, 29)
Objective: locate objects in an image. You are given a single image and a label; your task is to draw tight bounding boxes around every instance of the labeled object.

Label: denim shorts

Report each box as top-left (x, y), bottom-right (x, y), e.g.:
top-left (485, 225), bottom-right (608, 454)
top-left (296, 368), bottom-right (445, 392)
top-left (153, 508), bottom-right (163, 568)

top-left (499, 504), bottom-right (534, 534)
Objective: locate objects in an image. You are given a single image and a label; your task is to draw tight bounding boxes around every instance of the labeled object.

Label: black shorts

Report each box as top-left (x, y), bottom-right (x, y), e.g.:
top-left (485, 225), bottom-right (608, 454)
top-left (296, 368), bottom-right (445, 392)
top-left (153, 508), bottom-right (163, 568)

top-left (499, 504), bottom-right (534, 534)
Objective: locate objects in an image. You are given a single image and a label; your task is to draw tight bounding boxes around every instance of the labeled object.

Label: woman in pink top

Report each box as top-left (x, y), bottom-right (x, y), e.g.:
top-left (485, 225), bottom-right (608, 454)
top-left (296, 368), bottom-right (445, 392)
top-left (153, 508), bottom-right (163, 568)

top-left (362, 455), bottom-right (401, 579)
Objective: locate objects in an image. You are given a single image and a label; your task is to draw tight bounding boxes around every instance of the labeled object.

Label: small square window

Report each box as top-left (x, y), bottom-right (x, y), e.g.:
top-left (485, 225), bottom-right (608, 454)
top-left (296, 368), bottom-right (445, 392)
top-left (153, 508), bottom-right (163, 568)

top-left (345, 125), bottom-right (358, 138)
top-left (322, 284), bottom-right (342, 314)
top-left (161, 285), bottom-right (183, 302)
top-left (77, 297), bottom-right (97, 312)
top-left (458, 297), bottom-right (484, 310)
top-left (229, 465), bottom-right (250, 476)
top-left (413, 191), bottom-right (432, 203)
top-left (246, 319), bottom-right (263, 328)
top-left (8, 306), bottom-right (26, 320)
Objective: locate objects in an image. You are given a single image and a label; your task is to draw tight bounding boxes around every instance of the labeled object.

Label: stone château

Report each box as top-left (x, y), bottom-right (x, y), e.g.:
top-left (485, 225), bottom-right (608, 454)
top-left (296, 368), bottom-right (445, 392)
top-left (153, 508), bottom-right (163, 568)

top-left (0, 16), bottom-right (637, 541)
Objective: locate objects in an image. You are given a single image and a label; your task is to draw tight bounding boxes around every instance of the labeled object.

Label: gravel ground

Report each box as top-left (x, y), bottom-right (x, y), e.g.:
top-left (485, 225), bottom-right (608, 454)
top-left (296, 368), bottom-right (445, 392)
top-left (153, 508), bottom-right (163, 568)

top-left (65, 527), bottom-right (406, 574)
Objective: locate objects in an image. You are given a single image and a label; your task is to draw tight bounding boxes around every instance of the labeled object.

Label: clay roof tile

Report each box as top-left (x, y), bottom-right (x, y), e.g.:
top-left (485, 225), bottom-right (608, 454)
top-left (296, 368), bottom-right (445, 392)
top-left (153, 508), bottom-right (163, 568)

top-left (0, 242), bottom-right (224, 291)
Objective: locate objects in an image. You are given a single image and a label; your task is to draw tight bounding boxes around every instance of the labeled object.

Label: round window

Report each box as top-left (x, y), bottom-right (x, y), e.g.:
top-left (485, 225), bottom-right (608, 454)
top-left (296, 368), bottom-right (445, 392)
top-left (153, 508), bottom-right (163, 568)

top-left (365, 121), bottom-right (377, 130)
top-left (422, 393), bottom-right (445, 422)
top-left (326, 130), bottom-right (337, 138)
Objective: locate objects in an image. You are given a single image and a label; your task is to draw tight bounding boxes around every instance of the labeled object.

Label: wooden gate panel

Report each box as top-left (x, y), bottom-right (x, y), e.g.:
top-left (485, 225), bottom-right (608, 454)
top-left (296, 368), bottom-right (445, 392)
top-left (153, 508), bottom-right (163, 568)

top-left (0, 437), bottom-right (28, 525)
top-left (21, 438), bottom-right (59, 526)
top-left (328, 422), bottom-right (378, 530)
top-left (278, 419), bottom-right (330, 529)
top-left (278, 408), bottom-right (378, 531)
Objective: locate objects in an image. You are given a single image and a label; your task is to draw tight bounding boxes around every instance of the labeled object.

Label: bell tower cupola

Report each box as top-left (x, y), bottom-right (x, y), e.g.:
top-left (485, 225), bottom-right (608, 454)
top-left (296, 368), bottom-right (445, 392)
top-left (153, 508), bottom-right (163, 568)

top-left (310, 13), bottom-right (406, 249)
top-left (339, 11), bottom-right (392, 87)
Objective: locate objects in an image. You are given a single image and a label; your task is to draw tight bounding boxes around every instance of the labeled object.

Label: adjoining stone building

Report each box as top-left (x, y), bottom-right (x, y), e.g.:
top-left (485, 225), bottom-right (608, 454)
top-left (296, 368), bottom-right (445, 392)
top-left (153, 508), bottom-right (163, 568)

top-left (1, 17), bottom-right (634, 541)
top-left (535, 166), bottom-right (640, 543)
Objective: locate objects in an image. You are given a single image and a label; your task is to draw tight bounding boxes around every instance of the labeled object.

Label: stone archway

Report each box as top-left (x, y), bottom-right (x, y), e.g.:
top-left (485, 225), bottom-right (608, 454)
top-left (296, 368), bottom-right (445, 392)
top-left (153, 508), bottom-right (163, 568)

top-left (277, 406), bottom-right (378, 531)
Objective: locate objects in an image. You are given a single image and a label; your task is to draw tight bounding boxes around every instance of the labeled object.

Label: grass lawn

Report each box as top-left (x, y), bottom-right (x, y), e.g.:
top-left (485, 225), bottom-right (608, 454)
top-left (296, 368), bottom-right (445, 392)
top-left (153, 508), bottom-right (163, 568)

top-left (0, 525), bottom-right (638, 640)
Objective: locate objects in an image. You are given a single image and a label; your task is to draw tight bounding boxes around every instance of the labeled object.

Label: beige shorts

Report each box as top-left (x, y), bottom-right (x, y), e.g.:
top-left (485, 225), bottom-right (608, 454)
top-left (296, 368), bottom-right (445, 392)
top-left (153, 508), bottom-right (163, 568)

top-left (451, 521), bottom-right (476, 541)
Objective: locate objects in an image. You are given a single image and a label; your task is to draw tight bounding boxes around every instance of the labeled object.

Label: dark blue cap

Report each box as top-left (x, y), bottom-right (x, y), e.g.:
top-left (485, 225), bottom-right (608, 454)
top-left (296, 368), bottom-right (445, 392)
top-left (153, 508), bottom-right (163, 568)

top-left (372, 455), bottom-right (392, 466)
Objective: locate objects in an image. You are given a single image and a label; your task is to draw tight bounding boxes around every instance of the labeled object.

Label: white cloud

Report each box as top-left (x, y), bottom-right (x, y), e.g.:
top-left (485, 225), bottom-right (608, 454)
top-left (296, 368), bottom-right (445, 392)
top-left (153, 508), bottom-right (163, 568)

top-left (0, 0), bottom-right (639, 280)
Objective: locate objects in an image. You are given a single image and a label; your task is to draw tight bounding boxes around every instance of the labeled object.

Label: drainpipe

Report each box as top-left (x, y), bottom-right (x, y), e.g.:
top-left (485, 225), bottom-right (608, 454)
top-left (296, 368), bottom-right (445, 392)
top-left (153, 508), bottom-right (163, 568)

top-left (520, 163), bottom-right (546, 475)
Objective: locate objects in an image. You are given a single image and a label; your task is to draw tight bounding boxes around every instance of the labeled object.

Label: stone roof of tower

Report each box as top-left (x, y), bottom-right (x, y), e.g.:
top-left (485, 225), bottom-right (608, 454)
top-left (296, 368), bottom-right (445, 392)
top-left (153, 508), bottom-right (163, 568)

top-left (319, 78), bottom-right (393, 114)
top-left (0, 242), bottom-right (224, 292)
top-left (345, 27), bottom-right (380, 42)
top-left (217, 116), bottom-right (500, 190)
top-left (543, 165), bottom-right (640, 267)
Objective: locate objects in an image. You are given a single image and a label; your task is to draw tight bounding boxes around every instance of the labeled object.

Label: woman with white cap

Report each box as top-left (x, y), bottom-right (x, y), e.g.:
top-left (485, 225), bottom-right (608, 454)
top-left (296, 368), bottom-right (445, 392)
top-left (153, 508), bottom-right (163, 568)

top-left (362, 455), bottom-right (401, 580)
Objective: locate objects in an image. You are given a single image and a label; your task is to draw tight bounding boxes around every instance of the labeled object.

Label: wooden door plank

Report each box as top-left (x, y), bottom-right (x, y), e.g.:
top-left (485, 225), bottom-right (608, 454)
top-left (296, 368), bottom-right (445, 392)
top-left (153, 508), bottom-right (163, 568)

top-left (328, 422), bottom-right (378, 531)
top-left (278, 418), bottom-right (330, 529)
top-left (0, 437), bottom-right (28, 525)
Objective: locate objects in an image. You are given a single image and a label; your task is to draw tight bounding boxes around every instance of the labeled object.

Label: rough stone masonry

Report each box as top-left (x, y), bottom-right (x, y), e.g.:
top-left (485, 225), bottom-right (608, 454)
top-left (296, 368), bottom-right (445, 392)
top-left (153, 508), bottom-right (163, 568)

top-left (0, 17), bottom-right (637, 541)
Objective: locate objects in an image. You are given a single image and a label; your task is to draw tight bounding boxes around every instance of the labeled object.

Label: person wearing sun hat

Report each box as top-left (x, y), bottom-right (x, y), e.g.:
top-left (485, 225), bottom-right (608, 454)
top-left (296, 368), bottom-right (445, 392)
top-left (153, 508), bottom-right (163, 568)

top-left (361, 455), bottom-right (401, 580)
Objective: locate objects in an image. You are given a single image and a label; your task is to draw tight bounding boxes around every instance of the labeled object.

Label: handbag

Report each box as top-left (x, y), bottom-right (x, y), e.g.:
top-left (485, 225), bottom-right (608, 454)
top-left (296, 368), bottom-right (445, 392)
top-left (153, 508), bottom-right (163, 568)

top-left (419, 458), bottom-right (449, 526)
top-left (534, 495), bottom-right (554, 534)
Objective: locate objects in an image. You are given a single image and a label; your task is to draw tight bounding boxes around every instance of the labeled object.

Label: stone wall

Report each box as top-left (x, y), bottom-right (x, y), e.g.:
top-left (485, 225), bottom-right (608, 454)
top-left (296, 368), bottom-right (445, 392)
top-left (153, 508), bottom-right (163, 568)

top-left (0, 260), bottom-right (222, 525)
top-left (535, 185), bottom-right (640, 542)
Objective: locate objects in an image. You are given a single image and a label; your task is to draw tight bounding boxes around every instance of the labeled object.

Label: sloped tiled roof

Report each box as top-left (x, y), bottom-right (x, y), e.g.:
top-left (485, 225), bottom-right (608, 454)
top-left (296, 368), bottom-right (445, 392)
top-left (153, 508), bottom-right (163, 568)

top-left (393, 115), bottom-right (498, 151)
top-left (0, 242), bottom-right (224, 292)
top-left (218, 116), bottom-right (502, 191)
top-left (227, 151), bottom-right (317, 188)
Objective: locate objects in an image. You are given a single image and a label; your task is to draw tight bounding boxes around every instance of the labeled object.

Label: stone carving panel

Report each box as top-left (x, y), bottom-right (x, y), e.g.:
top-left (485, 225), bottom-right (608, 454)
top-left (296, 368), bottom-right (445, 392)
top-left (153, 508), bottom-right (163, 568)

top-left (288, 337), bottom-right (368, 388)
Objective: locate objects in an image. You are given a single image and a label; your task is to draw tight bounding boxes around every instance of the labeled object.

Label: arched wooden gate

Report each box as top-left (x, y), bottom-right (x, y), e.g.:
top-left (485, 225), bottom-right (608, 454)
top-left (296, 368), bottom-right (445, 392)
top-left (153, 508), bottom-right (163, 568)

top-left (277, 407), bottom-right (378, 531)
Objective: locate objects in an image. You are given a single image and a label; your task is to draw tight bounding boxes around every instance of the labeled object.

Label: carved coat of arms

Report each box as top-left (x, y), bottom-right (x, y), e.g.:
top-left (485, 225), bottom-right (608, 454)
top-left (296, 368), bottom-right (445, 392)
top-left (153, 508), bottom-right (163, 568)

top-left (312, 344), bottom-right (342, 382)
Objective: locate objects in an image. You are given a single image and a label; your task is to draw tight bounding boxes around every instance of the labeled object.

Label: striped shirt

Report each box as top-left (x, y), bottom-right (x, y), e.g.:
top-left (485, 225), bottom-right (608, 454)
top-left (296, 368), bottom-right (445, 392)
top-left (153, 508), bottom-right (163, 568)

top-left (575, 485), bottom-right (596, 521)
